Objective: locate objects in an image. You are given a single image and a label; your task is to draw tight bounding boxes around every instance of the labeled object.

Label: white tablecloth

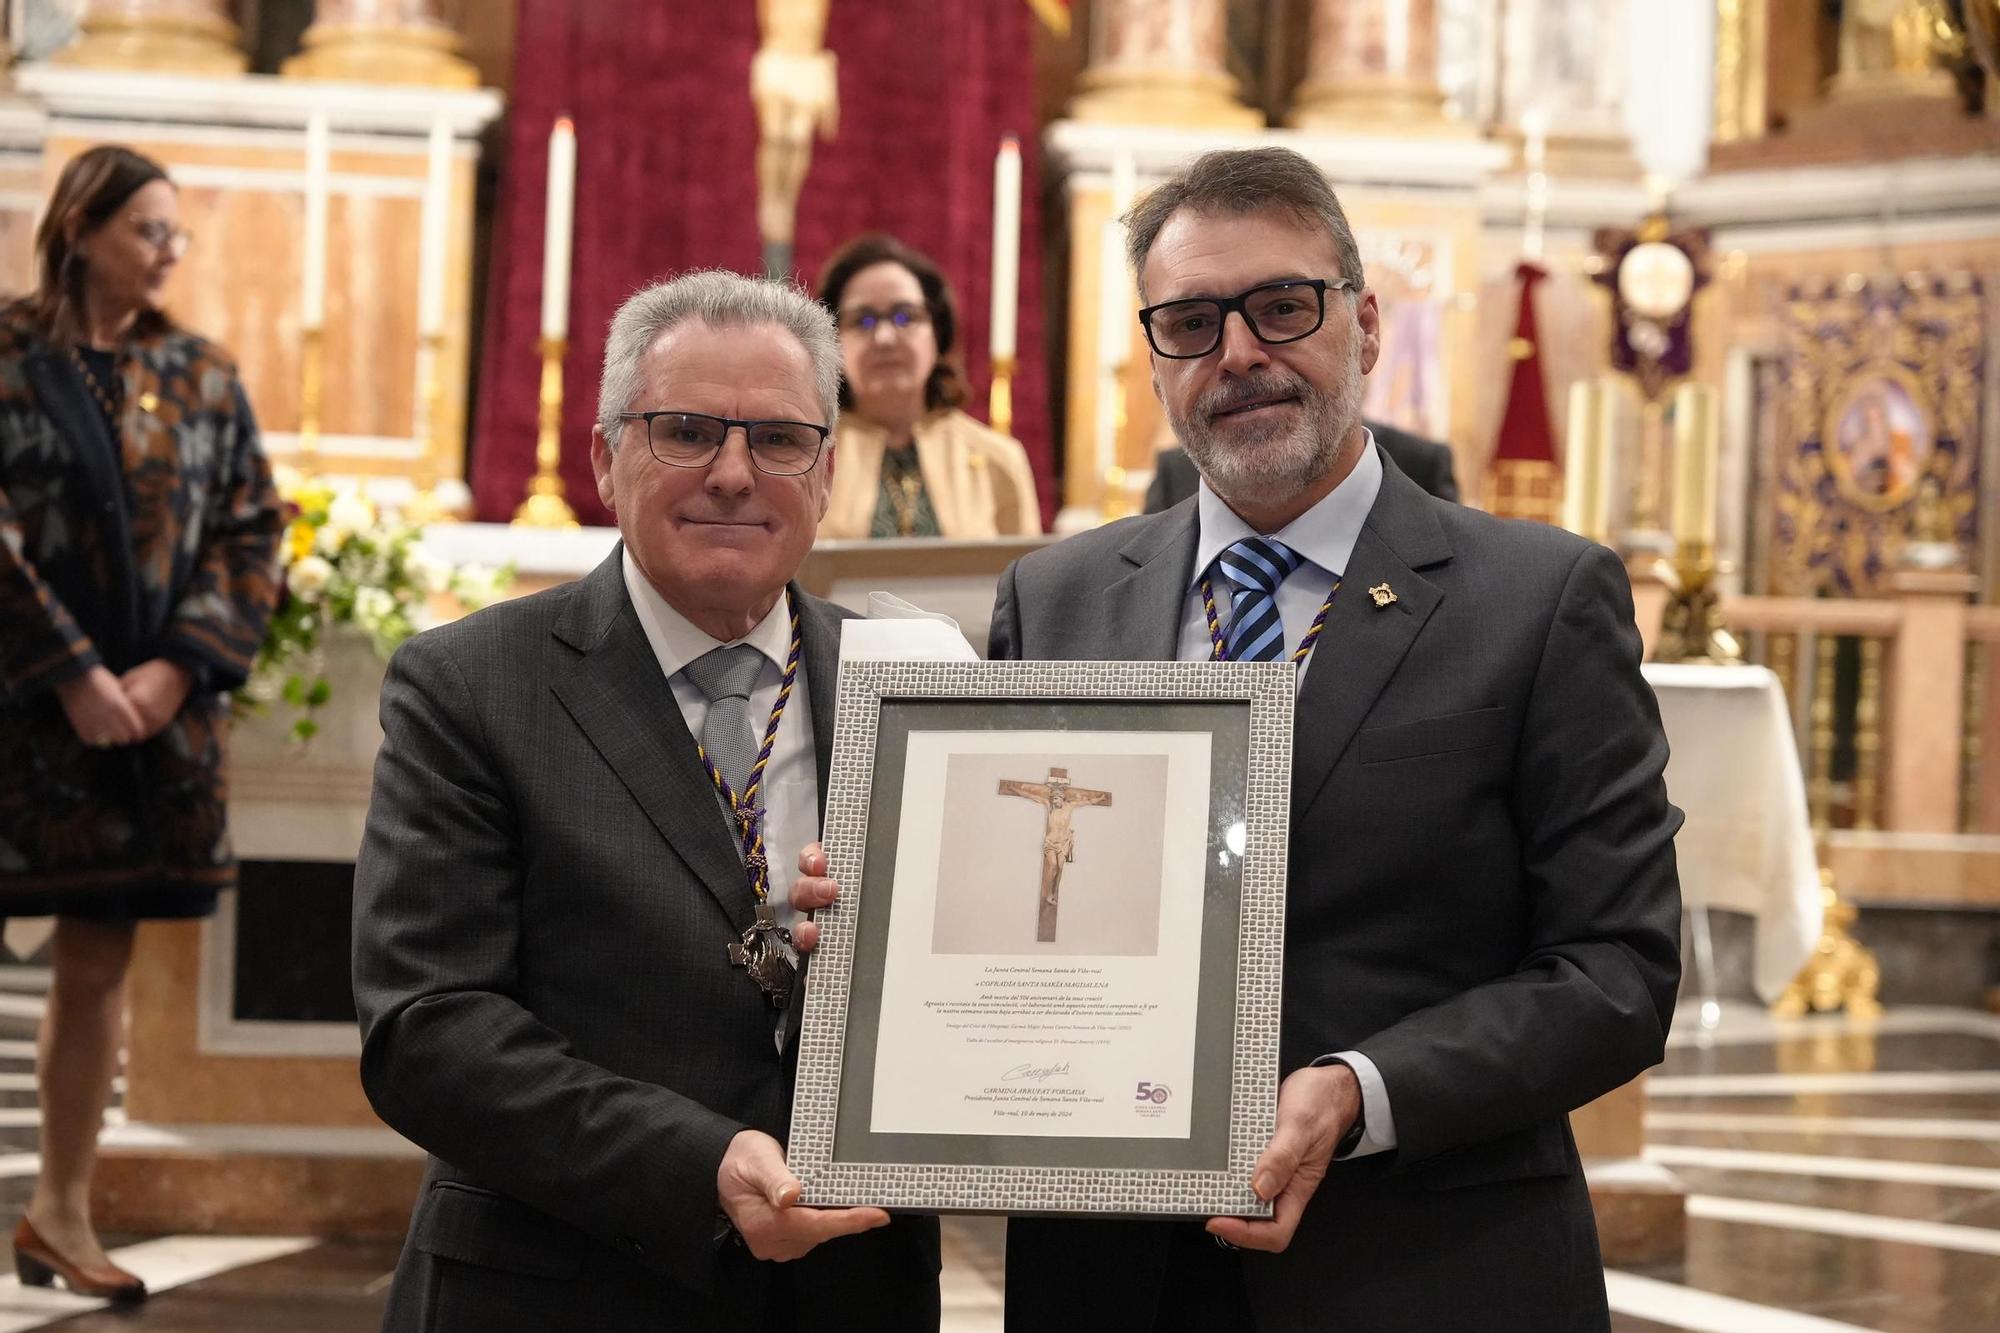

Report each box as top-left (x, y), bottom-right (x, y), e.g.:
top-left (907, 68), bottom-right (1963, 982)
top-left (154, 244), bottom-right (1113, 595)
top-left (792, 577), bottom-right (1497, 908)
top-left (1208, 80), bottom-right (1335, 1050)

top-left (1643, 663), bottom-right (1824, 1002)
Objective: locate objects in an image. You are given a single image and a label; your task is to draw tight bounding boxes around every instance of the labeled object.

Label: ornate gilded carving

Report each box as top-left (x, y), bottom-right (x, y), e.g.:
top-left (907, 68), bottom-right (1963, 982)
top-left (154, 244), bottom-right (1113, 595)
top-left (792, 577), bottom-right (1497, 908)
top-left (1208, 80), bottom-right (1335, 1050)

top-left (1774, 867), bottom-right (1883, 1018)
top-left (1772, 275), bottom-right (1982, 596)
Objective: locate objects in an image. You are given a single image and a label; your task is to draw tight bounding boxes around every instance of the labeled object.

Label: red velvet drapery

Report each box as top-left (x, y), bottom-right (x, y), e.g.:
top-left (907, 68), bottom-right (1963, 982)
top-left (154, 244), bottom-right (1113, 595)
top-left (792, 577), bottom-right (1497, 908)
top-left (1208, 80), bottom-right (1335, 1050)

top-left (470, 0), bottom-right (1052, 527)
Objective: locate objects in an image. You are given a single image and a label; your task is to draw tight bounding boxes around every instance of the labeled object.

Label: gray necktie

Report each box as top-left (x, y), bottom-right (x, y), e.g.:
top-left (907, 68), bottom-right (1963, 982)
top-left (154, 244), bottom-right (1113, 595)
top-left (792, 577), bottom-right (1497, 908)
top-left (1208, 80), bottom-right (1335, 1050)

top-left (682, 644), bottom-right (767, 800)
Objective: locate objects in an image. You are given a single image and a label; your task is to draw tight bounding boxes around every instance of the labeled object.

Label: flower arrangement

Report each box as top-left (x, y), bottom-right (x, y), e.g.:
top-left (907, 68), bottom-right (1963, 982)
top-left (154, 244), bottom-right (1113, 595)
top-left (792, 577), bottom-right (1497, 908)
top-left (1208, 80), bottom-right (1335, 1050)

top-left (241, 469), bottom-right (510, 741)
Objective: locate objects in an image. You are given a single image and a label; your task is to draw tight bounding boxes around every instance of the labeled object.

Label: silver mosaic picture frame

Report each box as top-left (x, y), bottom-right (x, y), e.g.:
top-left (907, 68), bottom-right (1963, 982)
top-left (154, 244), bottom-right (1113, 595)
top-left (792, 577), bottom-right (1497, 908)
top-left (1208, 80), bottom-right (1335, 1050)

top-left (793, 659), bottom-right (1293, 1217)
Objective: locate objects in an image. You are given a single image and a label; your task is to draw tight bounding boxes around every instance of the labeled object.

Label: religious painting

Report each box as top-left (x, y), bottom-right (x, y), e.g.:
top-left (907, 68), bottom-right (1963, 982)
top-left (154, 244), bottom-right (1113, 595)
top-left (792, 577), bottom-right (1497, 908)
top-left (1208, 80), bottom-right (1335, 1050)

top-left (794, 660), bottom-right (1292, 1217)
top-left (1824, 367), bottom-right (1935, 509)
top-left (1358, 230), bottom-right (1451, 442)
top-left (1771, 274), bottom-right (1983, 595)
top-left (931, 750), bottom-right (1175, 957)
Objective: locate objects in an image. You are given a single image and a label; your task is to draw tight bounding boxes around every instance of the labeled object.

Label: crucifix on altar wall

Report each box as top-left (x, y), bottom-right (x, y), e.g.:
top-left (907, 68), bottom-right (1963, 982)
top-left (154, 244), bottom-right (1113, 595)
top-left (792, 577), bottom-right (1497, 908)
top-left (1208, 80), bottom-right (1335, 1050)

top-left (997, 767), bottom-right (1113, 943)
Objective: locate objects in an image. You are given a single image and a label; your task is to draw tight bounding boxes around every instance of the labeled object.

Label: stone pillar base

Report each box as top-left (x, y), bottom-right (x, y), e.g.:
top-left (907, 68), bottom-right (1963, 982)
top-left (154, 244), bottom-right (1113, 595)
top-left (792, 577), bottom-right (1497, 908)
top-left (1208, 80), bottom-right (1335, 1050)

top-left (283, 25), bottom-right (478, 88)
top-left (51, 17), bottom-right (245, 75)
top-left (1070, 70), bottom-right (1261, 129)
top-left (95, 1137), bottom-right (424, 1239)
top-left (1585, 1158), bottom-right (1688, 1266)
top-left (1289, 78), bottom-right (1457, 133)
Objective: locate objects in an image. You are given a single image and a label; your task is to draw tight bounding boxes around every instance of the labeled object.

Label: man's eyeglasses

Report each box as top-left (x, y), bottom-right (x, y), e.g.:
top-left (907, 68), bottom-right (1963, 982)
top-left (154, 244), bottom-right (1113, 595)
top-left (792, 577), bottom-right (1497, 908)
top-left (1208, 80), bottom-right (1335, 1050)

top-left (839, 303), bottom-right (930, 336)
top-left (1136, 278), bottom-right (1354, 360)
top-left (129, 216), bottom-right (192, 258)
top-left (617, 411), bottom-right (830, 476)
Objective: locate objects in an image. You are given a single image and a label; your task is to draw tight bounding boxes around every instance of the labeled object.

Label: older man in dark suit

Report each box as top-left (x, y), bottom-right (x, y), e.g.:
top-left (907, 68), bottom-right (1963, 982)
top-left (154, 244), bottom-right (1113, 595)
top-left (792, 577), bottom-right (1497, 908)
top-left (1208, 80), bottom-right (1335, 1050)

top-left (1144, 419), bottom-right (1458, 512)
top-left (988, 148), bottom-right (1680, 1330)
top-left (352, 271), bottom-right (939, 1331)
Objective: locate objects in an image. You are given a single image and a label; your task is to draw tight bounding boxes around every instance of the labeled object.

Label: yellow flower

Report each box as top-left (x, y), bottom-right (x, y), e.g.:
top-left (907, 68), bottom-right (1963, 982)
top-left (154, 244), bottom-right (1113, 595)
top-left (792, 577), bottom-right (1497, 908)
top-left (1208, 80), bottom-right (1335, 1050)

top-left (286, 521), bottom-right (318, 562)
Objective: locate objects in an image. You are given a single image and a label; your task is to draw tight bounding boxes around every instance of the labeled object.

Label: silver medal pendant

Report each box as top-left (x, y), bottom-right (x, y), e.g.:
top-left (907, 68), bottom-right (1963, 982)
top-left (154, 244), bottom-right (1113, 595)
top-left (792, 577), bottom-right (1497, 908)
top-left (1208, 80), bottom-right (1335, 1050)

top-left (727, 903), bottom-right (797, 1008)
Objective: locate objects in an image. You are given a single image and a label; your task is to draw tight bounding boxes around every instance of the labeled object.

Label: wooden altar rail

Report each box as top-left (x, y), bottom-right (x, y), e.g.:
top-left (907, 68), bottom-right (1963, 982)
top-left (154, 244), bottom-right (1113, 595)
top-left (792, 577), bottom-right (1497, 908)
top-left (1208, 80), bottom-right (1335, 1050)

top-left (1634, 569), bottom-right (1994, 836)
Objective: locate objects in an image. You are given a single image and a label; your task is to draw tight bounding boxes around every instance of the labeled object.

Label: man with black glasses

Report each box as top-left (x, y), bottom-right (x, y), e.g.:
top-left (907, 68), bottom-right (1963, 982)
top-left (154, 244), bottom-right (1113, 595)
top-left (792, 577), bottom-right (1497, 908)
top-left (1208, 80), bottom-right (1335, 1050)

top-left (352, 270), bottom-right (940, 1331)
top-left (989, 147), bottom-right (1682, 1331)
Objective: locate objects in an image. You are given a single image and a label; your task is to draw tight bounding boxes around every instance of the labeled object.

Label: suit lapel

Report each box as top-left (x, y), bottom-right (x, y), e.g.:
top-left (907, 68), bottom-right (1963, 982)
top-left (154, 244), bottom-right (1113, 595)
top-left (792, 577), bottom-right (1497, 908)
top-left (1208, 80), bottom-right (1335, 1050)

top-left (1095, 506), bottom-right (1199, 661)
top-left (1289, 464), bottom-right (1451, 816)
top-left (550, 554), bottom-right (758, 935)
top-left (795, 584), bottom-right (842, 821)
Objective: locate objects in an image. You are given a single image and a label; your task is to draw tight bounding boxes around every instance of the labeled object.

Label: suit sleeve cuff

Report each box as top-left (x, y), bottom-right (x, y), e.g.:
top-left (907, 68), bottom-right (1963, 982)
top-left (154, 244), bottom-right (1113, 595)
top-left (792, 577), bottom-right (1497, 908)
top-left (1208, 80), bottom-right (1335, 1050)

top-left (1314, 1051), bottom-right (1398, 1159)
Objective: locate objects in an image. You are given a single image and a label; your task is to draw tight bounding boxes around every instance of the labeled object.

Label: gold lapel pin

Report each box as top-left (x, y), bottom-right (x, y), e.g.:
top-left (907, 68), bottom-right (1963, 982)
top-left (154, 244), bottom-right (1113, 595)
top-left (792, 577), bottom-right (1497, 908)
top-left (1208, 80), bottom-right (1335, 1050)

top-left (1368, 582), bottom-right (1398, 609)
top-left (137, 391), bottom-right (159, 414)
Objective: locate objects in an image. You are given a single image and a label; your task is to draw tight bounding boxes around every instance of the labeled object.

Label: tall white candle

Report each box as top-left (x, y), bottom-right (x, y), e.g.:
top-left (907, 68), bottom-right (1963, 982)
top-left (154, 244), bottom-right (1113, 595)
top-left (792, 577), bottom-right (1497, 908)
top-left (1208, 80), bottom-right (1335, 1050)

top-left (1110, 149), bottom-right (1137, 215)
top-left (1097, 218), bottom-right (1130, 369)
top-left (417, 119), bottom-right (452, 339)
top-left (301, 113), bottom-right (330, 331)
top-left (1520, 108), bottom-right (1548, 263)
top-left (540, 116), bottom-right (577, 343)
top-left (988, 135), bottom-right (1022, 363)
top-left (1561, 379), bottom-right (1604, 540)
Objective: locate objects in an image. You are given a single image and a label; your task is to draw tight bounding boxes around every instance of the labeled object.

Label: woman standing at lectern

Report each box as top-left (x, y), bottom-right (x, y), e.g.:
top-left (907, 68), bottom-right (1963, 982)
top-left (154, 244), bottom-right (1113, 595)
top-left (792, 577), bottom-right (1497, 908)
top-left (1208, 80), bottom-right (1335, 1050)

top-left (0, 146), bottom-right (282, 1302)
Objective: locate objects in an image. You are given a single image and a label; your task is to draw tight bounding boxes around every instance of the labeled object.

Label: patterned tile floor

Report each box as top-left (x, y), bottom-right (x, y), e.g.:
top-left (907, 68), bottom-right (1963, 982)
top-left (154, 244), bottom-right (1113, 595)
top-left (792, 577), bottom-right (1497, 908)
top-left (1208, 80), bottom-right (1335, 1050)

top-left (0, 968), bottom-right (1991, 1330)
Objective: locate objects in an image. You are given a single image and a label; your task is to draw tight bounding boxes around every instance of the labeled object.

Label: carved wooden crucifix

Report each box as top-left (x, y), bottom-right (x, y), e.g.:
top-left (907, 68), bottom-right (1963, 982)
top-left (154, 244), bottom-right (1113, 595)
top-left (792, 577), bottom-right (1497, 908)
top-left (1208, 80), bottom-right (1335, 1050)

top-left (997, 767), bottom-right (1113, 942)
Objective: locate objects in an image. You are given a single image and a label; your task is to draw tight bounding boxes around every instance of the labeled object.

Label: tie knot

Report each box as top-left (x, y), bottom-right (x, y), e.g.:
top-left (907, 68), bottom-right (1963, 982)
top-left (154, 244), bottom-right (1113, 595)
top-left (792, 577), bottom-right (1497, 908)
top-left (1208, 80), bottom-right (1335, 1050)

top-left (682, 643), bottom-right (766, 704)
top-left (1216, 536), bottom-right (1303, 597)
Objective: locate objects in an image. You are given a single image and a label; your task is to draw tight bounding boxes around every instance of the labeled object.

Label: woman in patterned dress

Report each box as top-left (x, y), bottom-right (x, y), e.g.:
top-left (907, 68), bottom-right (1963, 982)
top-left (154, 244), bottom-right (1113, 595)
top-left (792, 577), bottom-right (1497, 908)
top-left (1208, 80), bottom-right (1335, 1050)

top-left (0, 146), bottom-right (282, 1302)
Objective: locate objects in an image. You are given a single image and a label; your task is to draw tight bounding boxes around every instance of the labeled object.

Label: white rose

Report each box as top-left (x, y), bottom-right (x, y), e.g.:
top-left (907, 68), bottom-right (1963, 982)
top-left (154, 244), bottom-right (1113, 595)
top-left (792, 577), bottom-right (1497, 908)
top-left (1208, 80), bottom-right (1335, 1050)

top-left (405, 545), bottom-right (453, 596)
top-left (327, 492), bottom-right (377, 536)
top-left (453, 563), bottom-right (501, 609)
top-left (287, 554), bottom-right (334, 600)
top-left (353, 587), bottom-right (395, 629)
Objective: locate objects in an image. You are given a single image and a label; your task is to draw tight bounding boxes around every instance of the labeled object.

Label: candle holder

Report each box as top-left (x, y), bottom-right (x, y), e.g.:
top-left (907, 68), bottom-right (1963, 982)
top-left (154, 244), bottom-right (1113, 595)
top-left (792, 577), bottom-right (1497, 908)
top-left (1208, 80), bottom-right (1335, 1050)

top-left (513, 336), bottom-right (579, 529)
top-left (297, 325), bottom-right (325, 479)
top-left (988, 354), bottom-right (1016, 440)
top-left (401, 332), bottom-right (455, 527)
top-left (1653, 541), bottom-right (1742, 665)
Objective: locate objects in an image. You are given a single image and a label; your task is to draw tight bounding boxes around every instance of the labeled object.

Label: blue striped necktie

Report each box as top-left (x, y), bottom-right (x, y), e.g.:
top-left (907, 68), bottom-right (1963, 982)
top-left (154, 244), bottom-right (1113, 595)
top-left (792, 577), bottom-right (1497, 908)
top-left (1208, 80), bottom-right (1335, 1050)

top-left (1216, 536), bottom-right (1305, 662)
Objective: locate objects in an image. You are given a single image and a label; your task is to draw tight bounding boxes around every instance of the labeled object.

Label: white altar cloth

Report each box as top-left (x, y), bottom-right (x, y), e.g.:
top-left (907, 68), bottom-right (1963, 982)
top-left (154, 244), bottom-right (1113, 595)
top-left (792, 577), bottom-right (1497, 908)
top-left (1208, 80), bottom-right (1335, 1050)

top-left (1643, 663), bottom-right (1823, 1002)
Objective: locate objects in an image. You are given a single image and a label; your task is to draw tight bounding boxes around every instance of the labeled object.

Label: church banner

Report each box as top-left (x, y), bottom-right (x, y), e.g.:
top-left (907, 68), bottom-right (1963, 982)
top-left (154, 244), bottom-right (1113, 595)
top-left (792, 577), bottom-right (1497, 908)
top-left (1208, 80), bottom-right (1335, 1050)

top-left (793, 660), bottom-right (1292, 1218)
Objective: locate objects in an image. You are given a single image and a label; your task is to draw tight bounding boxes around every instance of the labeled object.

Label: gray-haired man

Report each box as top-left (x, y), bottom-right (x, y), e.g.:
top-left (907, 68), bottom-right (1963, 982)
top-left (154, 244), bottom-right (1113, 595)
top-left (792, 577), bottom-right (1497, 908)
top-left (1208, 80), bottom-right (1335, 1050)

top-left (353, 270), bottom-right (940, 1332)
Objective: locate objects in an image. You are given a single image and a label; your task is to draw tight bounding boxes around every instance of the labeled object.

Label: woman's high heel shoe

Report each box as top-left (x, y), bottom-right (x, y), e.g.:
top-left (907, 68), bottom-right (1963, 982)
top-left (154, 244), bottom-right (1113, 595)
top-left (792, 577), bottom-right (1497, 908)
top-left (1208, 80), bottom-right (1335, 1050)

top-left (11, 1217), bottom-right (147, 1302)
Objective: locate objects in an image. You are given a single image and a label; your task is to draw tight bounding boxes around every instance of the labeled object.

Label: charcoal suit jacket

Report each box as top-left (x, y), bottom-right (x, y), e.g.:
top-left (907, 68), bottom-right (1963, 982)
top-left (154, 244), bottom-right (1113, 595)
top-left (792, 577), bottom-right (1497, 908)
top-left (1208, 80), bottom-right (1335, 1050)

top-left (990, 451), bottom-right (1681, 1332)
top-left (352, 551), bottom-right (940, 1332)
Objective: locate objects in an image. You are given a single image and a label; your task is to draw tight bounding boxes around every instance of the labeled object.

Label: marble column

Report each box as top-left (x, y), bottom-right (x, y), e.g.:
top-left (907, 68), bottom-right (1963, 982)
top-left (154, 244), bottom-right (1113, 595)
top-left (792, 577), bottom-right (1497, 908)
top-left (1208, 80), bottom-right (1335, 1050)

top-left (1069, 0), bottom-right (1260, 128)
top-left (284, 0), bottom-right (478, 88)
top-left (51, 0), bottom-right (245, 75)
top-left (1289, 0), bottom-right (1447, 131)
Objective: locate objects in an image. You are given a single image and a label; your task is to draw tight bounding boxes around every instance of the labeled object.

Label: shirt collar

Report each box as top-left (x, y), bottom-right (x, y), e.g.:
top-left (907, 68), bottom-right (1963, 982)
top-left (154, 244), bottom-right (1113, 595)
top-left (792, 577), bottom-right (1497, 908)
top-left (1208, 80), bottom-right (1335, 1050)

top-left (1192, 429), bottom-right (1383, 585)
top-left (621, 548), bottom-right (793, 681)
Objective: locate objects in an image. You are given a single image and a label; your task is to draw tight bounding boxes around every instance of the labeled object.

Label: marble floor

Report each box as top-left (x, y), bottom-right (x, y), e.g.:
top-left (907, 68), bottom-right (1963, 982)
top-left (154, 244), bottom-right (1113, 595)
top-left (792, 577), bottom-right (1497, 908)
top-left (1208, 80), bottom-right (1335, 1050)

top-left (0, 971), bottom-right (1991, 1330)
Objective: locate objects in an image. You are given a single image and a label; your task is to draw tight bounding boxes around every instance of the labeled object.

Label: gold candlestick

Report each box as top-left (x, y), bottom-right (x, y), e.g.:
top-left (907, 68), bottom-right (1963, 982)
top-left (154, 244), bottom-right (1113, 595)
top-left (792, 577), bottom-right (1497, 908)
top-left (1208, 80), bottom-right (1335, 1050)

top-left (989, 354), bottom-right (1016, 439)
top-left (1653, 541), bottom-right (1742, 665)
top-left (297, 326), bottom-right (325, 479)
top-left (401, 331), bottom-right (454, 526)
top-left (513, 336), bottom-right (579, 529)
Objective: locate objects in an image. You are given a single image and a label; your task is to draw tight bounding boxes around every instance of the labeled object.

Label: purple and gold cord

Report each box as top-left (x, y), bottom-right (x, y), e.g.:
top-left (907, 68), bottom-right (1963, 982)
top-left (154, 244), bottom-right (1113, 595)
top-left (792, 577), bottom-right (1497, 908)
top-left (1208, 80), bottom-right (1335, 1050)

top-left (1200, 576), bottom-right (1343, 664)
top-left (695, 602), bottom-right (803, 905)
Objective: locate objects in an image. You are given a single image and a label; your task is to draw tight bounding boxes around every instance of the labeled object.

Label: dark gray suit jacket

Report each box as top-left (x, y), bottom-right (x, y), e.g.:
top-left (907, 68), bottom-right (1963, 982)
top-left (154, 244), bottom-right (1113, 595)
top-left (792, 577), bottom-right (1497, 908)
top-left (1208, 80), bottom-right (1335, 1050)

top-left (990, 453), bottom-right (1680, 1332)
top-left (352, 553), bottom-right (939, 1332)
top-left (1144, 419), bottom-right (1460, 513)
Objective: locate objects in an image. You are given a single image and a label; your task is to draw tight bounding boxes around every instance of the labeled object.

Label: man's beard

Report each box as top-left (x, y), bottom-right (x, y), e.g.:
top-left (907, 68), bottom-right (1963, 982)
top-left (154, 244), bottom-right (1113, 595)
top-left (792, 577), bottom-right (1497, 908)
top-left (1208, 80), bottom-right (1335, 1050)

top-left (1168, 342), bottom-right (1364, 504)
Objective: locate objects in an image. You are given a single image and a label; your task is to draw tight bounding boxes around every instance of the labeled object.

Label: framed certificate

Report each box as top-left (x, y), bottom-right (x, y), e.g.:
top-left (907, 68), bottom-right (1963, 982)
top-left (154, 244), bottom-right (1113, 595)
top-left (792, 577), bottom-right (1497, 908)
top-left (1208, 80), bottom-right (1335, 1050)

top-left (792, 660), bottom-right (1293, 1217)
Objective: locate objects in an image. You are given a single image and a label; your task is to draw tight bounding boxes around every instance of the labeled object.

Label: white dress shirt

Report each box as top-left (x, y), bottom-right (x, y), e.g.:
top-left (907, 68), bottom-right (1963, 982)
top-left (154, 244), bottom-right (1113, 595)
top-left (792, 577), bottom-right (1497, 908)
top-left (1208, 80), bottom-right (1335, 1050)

top-left (1173, 436), bottom-right (1399, 1160)
top-left (621, 552), bottom-right (818, 933)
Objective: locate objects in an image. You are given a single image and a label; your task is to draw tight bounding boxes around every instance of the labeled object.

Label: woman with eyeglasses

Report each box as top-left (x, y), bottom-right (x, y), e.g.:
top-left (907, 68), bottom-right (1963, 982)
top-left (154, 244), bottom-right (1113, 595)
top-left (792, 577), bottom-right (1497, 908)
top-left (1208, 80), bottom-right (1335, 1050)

top-left (815, 232), bottom-right (1041, 538)
top-left (0, 145), bottom-right (282, 1302)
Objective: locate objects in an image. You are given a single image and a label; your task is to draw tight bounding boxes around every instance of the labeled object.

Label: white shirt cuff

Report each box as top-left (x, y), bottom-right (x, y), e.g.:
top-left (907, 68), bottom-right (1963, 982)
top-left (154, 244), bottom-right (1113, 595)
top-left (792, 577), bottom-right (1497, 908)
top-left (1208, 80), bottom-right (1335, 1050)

top-left (1314, 1050), bottom-right (1397, 1159)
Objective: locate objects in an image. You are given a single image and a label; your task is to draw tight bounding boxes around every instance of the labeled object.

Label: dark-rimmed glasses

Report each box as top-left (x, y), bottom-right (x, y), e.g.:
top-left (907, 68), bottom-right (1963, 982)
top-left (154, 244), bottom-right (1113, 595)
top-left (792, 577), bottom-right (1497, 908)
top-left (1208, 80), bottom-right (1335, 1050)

top-left (838, 303), bottom-right (931, 336)
top-left (129, 215), bottom-right (192, 258)
top-left (1137, 278), bottom-right (1354, 360)
top-left (617, 411), bottom-right (830, 475)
